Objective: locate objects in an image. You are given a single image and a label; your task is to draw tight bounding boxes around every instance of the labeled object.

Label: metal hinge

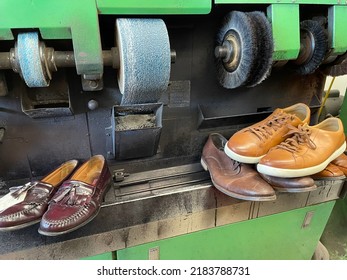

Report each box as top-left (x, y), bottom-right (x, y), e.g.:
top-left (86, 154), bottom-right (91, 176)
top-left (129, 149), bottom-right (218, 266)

top-left (113, 169), bottom-right (130, 182)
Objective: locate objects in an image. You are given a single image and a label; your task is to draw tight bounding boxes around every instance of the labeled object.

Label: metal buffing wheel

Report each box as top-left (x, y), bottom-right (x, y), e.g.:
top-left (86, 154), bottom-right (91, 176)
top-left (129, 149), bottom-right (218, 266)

top-left (116, 18), bottom-right (171, 105)
top-left (245, 11), bottom-right (274, 87)
top-left (215, 11), bottom-right (258, 89)
top-left (321, 52), bottom-right (347, 77)
top-left (16, 32), bottom-right (50, 87)
top-left (292, 20), bottom-right (328, 75)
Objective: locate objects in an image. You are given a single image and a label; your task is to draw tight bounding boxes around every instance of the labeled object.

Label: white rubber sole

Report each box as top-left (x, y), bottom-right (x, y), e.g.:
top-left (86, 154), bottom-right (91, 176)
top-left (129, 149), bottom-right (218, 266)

top-left (257, 142), bottom-right (347, 178)
top-left (224, 143), bottom-right (264, 164)
top-left (201, 158), bottom-right (276, 201)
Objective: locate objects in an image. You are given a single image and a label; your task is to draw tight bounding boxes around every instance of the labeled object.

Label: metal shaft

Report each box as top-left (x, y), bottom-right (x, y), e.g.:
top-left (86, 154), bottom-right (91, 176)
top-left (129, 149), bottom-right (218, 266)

top-left (0, 46), bottom-right (176, 71)
top-left (0, 47), bottom-right (120, 71)
top-left (0, 53), bottom-right (11, 69)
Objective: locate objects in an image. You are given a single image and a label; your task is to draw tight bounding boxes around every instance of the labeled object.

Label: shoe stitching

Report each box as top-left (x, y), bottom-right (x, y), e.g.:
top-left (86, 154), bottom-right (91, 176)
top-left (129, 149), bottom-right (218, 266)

top-left (42, 202), bottom-right (96, 226)
top-left (247, 112), bottom-right (295, 141)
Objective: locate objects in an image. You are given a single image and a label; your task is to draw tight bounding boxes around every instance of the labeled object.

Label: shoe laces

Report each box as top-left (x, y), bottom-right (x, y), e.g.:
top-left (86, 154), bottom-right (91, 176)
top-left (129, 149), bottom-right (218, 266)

top-left (276, 124), bottom-right (316, 153)
top-left (231, 160), bottom-right (241, 172)
top-left (219, 145), bottom-right (241, 171)
top-left (247, 112), bottom-right (295, 141)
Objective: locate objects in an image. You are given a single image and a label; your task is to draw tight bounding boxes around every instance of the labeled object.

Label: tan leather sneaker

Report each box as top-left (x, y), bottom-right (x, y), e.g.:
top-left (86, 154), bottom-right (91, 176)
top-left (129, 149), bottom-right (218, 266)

top-left (224, 103), bottom-right (310, 163)
top-left (257, 117), bottom-right (346, 178)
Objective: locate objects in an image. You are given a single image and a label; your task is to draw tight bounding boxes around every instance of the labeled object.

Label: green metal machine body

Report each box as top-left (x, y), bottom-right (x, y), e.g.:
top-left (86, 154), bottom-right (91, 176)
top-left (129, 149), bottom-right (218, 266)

top-left (0, 0), bottom-right (347, 260)
top-left (117, 202), bottom-right (335, 260)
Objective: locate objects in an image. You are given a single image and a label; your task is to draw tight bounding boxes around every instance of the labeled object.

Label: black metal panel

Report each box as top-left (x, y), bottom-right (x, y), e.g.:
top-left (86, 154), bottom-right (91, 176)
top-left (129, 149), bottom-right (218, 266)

top-left (0, 11), bottom-right (325, 196)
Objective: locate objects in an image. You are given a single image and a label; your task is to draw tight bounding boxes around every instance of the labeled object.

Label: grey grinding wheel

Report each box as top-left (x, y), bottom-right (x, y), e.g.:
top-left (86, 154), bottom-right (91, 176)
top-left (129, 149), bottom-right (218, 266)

top-left (116, 18), bottom-right (171, 105)
top-left (215, 11), bottom-right (258, 89)
top-left (245, 11), bottom-right (274, 87)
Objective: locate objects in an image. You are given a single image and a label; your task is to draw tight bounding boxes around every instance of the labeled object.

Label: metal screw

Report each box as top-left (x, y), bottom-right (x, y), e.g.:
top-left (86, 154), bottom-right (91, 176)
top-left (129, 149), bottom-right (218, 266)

top-left (170, 50), bottom-right (177, 63)
top-left (88, 99), bottom-right (99, 110)
top-left (88, 80), bottom-right (98, 89)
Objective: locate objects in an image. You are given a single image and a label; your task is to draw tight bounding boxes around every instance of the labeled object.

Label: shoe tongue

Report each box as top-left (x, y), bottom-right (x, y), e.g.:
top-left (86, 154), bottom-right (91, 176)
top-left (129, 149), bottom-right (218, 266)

top-left (274, 108), bottom-right (301, 123)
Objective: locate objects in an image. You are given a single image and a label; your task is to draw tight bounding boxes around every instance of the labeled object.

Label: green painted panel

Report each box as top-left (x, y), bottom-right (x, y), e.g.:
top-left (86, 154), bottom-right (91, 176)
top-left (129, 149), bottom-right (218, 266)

top-left (0, 0), bottom-right (102, 76)
top-left (328, 6), bottom-right (347, 54)
top-left (215, 0), bottom-right (346, 4)
top-left (117, 201), bottom-right (335, 260)
top-left (267, 4), bottom-right (300, 60)
top-left (321, 196), bottom-right (347, 260)
top-left (97, 0), bottom-right (212, 14)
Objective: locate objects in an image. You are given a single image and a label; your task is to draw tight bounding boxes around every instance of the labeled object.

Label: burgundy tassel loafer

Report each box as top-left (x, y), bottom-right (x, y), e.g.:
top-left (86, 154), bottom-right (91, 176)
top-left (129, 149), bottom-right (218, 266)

top-left (0, 160), bottom-right (78, 231)
top-left (38, 155), bottom-right (112, 236)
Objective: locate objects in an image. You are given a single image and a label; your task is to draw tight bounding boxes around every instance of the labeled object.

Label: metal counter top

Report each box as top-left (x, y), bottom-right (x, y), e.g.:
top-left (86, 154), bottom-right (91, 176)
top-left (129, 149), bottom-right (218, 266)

top-left (0, 163), bottom-right (344, 259)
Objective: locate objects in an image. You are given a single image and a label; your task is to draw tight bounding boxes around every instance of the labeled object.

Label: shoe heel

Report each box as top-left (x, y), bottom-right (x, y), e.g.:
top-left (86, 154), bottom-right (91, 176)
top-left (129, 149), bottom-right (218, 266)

top-left (200, 158), bottom-right (209, 171)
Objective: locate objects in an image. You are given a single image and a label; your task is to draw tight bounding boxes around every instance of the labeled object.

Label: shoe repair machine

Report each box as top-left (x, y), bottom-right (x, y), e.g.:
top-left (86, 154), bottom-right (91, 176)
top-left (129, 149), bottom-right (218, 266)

top-left (0, 0), bottom-right (347, 260)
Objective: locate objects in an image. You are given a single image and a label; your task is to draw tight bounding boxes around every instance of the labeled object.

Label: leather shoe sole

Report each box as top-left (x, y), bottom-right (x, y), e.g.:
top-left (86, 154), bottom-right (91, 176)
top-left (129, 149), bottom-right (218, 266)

top-left (0, 218), bottom-right (41, 232)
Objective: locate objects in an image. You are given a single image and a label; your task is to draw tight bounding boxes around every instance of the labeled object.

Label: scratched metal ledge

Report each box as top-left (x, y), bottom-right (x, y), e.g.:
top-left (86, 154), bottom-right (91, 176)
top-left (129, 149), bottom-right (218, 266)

top-left (0, 163), bottom-right (344, 259)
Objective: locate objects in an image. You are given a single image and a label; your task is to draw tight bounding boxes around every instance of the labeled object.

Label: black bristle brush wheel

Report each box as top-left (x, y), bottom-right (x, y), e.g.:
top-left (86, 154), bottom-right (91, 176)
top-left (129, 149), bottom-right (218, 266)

top-left (245, 11), bottom-right (274, 87)
top-left (215, 11), bottom-right (258, 89)
top-left (292, 20), bottom-right (328, 75)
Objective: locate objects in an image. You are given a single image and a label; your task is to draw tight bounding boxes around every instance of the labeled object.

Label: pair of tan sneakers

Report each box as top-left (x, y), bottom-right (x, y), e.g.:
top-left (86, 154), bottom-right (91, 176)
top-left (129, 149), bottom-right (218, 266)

top-left (224, 103), bottom-right (346, 178)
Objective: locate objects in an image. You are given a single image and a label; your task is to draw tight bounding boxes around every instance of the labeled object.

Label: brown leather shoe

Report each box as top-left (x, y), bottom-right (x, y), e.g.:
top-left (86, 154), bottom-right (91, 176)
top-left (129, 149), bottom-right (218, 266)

top-left (259, 173), bottom-right (317, 193)
top-left (0, 160), bottom-right (78, 231)
top-left (38, 155), bottom-right (112, 236)
top-left (225, 103), bottom-right (310, 163)
top-left (331, 153), bottom-right (347, 176)
top-left (312, 163), bottom-right (345, 180)
top-left (257, 117), bottom-right (346, 178)
top-left (201, 133), bottom-right (276, 201)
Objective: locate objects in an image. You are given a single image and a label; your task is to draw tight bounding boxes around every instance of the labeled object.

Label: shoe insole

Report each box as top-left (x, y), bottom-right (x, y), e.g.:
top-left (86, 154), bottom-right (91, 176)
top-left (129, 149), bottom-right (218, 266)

top-left (70, 155), bottom-right (104, 186)
top-left (41, 160), bottom-right (78, 187)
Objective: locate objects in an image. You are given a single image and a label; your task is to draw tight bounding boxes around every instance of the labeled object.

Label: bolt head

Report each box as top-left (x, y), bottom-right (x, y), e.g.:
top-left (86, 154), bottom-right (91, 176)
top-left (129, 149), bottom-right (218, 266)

top-left (88, 99), bottom-right (99, 110)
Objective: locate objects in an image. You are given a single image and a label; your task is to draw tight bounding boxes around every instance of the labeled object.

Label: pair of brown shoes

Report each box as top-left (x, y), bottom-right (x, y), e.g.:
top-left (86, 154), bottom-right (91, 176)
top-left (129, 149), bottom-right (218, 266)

top-left (224, 103), bottom-right (346, 178)
top-left (201, 133), bottom-right (277, 201)
top-left (0, 155), bottom-right (112, 236)
top-left (202, 133), bottom-right (319, 199)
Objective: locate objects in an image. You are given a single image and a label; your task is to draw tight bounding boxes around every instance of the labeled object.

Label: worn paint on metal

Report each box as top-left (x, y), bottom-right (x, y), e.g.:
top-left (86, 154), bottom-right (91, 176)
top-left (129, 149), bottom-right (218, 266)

top-left (117, 202), bottom-right (335, 260)
top-left (0, 0), bottom-right (102, 76)
top-left (267, 4), bottom-right (300, 60)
